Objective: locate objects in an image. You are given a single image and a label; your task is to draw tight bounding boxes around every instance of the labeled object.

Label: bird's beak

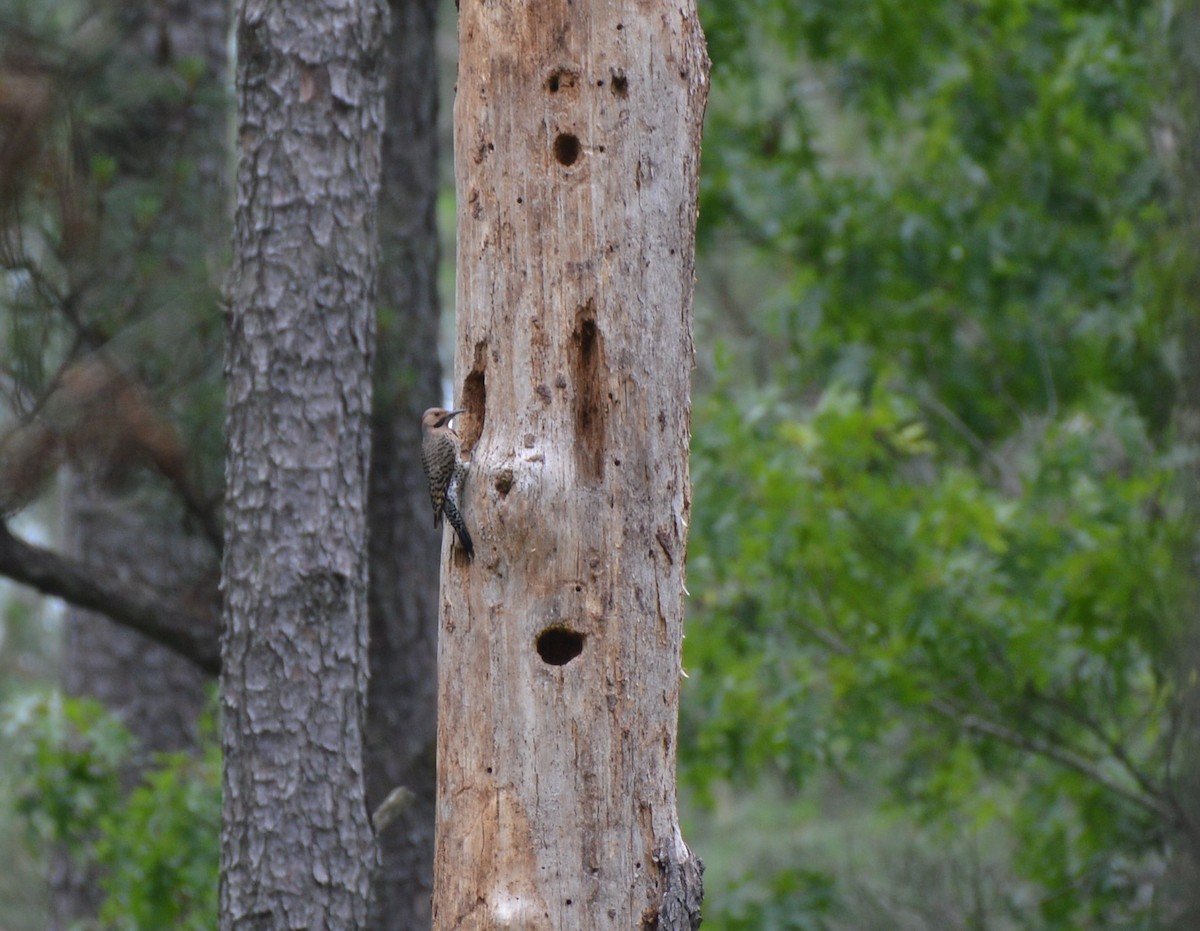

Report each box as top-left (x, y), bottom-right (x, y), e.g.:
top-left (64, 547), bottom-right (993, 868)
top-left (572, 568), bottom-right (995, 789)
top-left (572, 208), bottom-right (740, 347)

top-left (447, 408), bottom-right (466, 420)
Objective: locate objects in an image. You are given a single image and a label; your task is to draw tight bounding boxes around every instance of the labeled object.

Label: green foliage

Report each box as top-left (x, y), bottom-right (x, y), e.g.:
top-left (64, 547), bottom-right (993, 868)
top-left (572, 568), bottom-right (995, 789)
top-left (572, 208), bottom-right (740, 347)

top-left (684, 0), bottom-right (1197, 926)
top-left (2, 694), bottom-right (219, 930)
top-left (716, 866), bottom-right (837, 931)
top-left (5, 693), bottom-right (132, 854)
top-left (687, 379), bottom-right (1179, 814)
top-left (698, 0), bottom-right (1171, 439)
top-left (92, 745), bottom-right (219, 931)
top-left (0, 0), bottom-right (227, 485)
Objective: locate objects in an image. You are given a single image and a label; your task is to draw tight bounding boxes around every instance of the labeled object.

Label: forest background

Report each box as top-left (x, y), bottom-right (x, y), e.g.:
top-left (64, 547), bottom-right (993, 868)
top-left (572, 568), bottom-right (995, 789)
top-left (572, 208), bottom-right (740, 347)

top-left (1, 0), bottom-right (1199, 928)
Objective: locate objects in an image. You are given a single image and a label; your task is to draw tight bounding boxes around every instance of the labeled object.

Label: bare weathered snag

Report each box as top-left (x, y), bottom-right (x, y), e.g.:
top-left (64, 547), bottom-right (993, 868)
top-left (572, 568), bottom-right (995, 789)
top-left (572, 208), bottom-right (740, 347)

top-left (433, 0), bottom-right (709, 927)
top-left (221, 0), bottom-right (385, 927)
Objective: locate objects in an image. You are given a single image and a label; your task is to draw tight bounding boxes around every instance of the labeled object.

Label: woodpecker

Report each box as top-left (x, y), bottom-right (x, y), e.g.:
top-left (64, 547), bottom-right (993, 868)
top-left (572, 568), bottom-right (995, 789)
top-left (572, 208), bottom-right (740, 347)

top-left (420, 407), bottom-right (474, 558)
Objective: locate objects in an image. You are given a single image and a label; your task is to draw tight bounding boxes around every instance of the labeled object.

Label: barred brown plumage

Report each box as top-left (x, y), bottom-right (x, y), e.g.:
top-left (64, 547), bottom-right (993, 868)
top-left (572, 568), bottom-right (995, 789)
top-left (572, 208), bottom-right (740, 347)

top-left (419, 407), bottom-right (474, 558)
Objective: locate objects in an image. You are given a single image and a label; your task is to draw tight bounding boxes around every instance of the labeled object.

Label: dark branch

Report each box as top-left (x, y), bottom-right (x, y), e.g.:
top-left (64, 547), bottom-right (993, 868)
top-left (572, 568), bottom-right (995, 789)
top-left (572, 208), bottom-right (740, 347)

top-left (0, 521), bottom-right (220, 675)
top-left (929, 696), bottom-right (1173, 823)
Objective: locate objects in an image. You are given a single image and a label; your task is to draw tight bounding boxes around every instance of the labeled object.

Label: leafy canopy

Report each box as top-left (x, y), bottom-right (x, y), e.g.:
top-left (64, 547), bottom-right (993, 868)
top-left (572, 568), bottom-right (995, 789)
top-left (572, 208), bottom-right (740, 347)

top-left (683, 0), bottom-right (1194, 926)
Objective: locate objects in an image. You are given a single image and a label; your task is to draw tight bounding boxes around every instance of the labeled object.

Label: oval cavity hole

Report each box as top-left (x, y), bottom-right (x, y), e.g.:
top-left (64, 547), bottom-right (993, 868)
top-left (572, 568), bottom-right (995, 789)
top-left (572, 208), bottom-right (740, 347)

top-left (536, 627), bottom-right (584, 665)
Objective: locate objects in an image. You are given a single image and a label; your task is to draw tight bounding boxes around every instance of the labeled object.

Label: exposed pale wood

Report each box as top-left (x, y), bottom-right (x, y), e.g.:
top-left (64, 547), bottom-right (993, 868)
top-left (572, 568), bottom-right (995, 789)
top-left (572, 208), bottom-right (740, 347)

top-left (433, 0), bottom-right (708, 926)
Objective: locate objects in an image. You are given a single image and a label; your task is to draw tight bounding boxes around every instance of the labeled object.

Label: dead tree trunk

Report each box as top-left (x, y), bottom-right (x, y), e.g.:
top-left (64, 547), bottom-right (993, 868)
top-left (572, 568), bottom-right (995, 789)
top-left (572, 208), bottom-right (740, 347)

top-left (220, 0), bottom-right (385, 927)
top-left (432, 0), bottom-right (709, 927)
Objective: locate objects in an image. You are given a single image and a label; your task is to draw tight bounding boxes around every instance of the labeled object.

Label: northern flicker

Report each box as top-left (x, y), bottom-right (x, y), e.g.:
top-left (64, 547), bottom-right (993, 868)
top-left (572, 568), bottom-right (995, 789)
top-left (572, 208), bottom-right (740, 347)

top-left (420, 407), bottom-right (474, 558)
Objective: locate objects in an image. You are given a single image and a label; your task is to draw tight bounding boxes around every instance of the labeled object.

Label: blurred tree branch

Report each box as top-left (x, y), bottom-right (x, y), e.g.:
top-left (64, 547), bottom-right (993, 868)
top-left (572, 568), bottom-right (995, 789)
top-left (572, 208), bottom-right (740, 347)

top-left (928, 695), bottom-right (1180, 828)
top-left (0, 521), bottom-right (219, 674)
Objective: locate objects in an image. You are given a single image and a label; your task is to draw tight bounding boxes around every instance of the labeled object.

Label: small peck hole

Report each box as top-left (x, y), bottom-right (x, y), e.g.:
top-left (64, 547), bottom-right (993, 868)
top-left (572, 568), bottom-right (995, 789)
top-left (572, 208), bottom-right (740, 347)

top-left (537, 627), bottom-right (584, 665)
top-left (546, 69), bottom-right (578, 94)
top-left (554, 133), bottom-right (581, 166)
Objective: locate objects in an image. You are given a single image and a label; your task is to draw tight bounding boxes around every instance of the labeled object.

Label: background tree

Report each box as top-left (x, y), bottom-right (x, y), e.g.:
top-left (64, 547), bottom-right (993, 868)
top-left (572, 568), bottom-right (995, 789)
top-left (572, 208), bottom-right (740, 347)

top-left (432, 0), bottom-right (708, 926)
top-left (1, 0), bottom-right (451, 921)
top-left (682, 0), bottom-right (1200, 926)
top-left (0, 0), bottom-right (446, 924)
top-left (52, 1), bottom-right (229, 923)
top-left (0, 2), bottom-right (228, 923)
top-left (8, 0), bottom-right (1200, 928)
top-left (220, 0), bottom-right (386, 926)
top-left (364, 0), bottom-right (444, 923)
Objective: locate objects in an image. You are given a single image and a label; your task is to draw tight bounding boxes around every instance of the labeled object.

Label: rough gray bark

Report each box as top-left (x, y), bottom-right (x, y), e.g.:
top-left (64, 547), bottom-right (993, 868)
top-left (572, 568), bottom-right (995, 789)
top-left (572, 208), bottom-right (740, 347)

top-left (220, 0), bottom-right (386, 928)
top-left (433, 0), bottom-right (709, 927)
top-left (364, 0), bottom-right (442, 925)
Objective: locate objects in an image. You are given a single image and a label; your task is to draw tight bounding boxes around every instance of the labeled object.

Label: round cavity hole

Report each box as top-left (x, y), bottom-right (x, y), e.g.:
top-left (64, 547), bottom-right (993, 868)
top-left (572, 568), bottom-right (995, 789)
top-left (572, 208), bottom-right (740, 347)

top-left (554, 133), bottom-right (581, 166)
top-left (536, 627), bottom-right (584, 665)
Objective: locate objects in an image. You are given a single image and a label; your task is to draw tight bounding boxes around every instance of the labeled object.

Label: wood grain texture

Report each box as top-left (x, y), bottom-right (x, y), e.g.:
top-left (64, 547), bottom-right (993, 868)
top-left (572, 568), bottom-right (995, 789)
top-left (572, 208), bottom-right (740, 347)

top-left (434, 0), bottom-right (709, 926)
top-left (221, 0), bottom-right (386, 927)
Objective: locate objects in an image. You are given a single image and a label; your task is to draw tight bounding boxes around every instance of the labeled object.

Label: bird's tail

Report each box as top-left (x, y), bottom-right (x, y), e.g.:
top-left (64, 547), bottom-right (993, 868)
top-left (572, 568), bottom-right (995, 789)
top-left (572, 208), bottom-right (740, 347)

top-left (442, 492), bottom-right (474, 559)
top-left (443, 463), bottom-right (474, 558)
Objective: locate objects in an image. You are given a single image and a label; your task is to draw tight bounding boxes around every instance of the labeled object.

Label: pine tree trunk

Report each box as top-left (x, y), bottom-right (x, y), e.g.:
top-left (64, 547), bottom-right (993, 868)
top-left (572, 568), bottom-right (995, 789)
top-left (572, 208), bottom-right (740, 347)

top-left (433, 0), bottom-right (708, 927)
top-left (220, 0), bottom-right (386, 927)
top-left (364, 0), bottom-right (442, 924)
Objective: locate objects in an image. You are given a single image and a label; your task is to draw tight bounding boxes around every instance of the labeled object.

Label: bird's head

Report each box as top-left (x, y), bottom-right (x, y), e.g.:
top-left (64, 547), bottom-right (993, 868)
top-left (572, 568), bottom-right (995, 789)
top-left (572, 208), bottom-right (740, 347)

top-left (420, 407), bottom-right (466, 432)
